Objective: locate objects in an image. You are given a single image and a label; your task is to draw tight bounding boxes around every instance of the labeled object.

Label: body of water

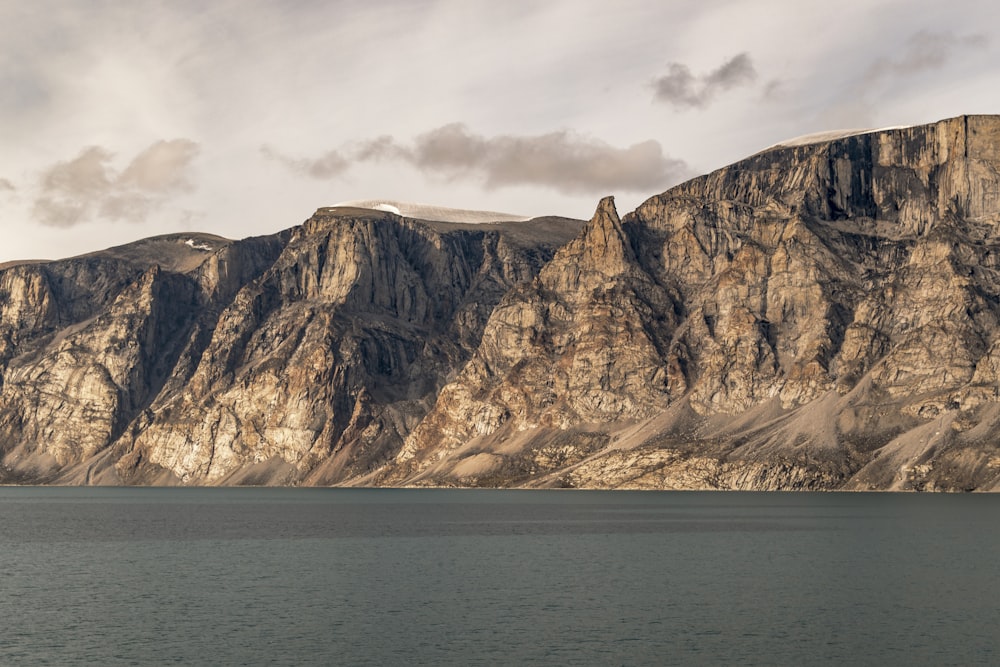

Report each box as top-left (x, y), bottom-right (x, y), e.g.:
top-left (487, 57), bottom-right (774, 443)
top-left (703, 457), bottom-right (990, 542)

top-left (0, 487), bottom-right (997, 665)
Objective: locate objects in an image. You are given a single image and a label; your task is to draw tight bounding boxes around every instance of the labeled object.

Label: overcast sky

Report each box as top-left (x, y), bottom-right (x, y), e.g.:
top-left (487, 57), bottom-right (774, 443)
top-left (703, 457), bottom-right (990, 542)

top-left (1, 0), bottom-right (998, 261)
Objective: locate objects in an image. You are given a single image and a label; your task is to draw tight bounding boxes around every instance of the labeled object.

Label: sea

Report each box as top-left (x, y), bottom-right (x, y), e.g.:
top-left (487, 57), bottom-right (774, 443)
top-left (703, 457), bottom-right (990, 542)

top-left (0, 487), bottom-right (997, 666)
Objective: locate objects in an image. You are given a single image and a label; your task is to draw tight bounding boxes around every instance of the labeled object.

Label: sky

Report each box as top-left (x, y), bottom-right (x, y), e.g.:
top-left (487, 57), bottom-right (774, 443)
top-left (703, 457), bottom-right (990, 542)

top-left (1, 0), bottom-right (999, 262)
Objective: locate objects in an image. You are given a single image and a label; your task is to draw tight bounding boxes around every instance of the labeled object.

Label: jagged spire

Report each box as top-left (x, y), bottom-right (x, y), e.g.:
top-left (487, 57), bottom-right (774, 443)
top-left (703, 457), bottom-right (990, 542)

top-left (581, 195), bottom-right (636, 268)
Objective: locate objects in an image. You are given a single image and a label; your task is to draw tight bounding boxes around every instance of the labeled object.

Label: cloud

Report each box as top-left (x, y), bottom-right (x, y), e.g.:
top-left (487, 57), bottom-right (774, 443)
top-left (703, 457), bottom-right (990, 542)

top-left (412, 124), bottom-right (688, 193)
top-left (864, 30), bottom-right (989, 84)
top-left (351, 136), bottom-right (404, 162)
top-left (264, 125), bottom-right (690, 194)
top-left (760, 79), bottom-right (786, 101)
top-left (118, 139), bottom-right (200, 192)
top-left (32, 147), bottom-right (115, 227)
top-left (31, 139), bottom-right (199, 227)
top-left (652, 53), bottom-right (757, 109)
top-left (0, 178), bottom-right (16, 193)
top-left (260, 145), bottom-right (350, 179)
top-left (260, 136), bottom-right (410, 179)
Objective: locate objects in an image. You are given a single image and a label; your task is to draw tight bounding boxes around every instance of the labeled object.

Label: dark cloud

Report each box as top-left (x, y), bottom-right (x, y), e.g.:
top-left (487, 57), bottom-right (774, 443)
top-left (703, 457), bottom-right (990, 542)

top-left (864, 30), bottom-right (989, 83)
top-left (32, 139), bottom-right (200, 227)
top-left (264, 125), bottom-right (690, 194)
top-left (0, 178), bottom-right (16, 193)
top-left (653, 53), bottom-right (757, 109)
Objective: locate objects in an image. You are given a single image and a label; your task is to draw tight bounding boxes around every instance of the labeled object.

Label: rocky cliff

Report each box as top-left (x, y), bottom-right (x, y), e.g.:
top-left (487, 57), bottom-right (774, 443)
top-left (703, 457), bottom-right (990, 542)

top-left (0, 210), bottom-right (581, 485)
top-left (4, 115), bottom-right (1000, 490)
top-left (376, 114), bottom-right (1000, 492)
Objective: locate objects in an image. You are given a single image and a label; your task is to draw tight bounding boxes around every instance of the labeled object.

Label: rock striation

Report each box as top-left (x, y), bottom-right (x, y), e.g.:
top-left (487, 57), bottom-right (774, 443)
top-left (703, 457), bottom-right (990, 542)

top-left (3, 115), bottom-right (1000, 490)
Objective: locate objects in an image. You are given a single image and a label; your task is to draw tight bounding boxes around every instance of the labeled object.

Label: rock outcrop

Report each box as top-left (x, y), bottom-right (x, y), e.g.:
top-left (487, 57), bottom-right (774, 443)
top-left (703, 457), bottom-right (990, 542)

top-left (3, 115), bottom-right (1000, 490)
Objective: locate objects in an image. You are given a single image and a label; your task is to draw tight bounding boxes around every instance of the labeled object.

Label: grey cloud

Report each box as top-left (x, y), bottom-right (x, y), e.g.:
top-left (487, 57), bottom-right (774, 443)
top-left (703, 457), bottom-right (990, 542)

top-left (706, 53), bottom-right (756, 89)
top-left (32, 140), bottom-right (200, 227)
top-left (351, 135), bottom-right (405, 162)
top-left (865, 31), bottom-right (989, 83)
top-left (653, 53), bottom-right (757, 109)
top-left (260, 136), bottom-right (408, 178)
top-left (409, 124), bottom-right (687, 193)
top-left (260, 145), bottom-right (350, 179)
top-left (265, 125), bottom-right (690, 194)
top-left (761, 79), bottom-right (786, 101)
top-left (409, 124), bottom-right (489, 171)
top-left (304, 153), bottom-right (350, 179)
top-left (0, 178), bottom-right (15, 193)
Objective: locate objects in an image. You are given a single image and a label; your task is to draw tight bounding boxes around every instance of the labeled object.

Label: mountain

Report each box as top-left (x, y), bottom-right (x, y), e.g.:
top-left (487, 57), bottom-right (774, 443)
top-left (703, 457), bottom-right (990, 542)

top-left (3, 115), bottom-right (1000, 490)
top-left (0, 209), bottom-right (582, 484)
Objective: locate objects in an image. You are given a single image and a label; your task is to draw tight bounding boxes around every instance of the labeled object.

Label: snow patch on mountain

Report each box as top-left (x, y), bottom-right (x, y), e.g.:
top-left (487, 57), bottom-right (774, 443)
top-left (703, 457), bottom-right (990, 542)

top-left (765, 125), bottom-right (918, 151)
top-left (333, 199), bottom-right (531, 224)
top-left (184, 239), bottom-right (214, 251)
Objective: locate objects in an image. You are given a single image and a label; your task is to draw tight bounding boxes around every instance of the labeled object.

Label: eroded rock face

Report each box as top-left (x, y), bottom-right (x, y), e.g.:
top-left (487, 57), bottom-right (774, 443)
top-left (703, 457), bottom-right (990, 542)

top-left (0, 234), bottom-right (286, 483)
top-left (0, 210), bottom-right (580, 485)
top-left (379, 115), bottom-right (1000, 491)
top-left (4, 115), bottom-right (1000, 490)
top-left (114, 210), bottom-right (578, 485)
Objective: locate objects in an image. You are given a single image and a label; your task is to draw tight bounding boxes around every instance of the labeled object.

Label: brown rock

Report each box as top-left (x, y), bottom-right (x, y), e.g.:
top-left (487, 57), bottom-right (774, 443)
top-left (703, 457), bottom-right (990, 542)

top-left (5, 116), bottom-right (1000, 491)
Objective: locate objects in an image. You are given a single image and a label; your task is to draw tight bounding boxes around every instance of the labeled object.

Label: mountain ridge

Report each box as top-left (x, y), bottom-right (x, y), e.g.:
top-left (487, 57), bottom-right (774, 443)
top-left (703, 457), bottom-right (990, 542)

top-left (3, 114), bottom-right (1000, 490)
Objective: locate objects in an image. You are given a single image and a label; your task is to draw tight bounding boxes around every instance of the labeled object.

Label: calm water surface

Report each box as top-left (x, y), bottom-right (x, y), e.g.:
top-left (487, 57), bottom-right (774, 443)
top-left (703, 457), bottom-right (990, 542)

top-left (0, 488), bottom-right (997, 665)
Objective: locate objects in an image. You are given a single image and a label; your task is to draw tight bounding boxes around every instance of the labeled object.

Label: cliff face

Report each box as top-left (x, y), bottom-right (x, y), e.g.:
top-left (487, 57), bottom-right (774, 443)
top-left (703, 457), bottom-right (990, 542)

top-left (0, 210), bottom-right (580, 485)
top-left (0, 234), bottom-right (287, 482)
top-left (3, 115), bottom-right (1000, 490)
top-left (378, 115), bottom-right (1000, 491)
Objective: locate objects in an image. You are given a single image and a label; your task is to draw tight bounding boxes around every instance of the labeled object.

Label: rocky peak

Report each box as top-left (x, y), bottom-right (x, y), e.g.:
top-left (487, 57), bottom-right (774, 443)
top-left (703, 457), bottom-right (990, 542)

top-left (536, 196), bottom-right (641, 298)
top-left (580, 195), bottom-right (635, 267)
